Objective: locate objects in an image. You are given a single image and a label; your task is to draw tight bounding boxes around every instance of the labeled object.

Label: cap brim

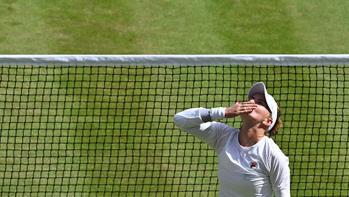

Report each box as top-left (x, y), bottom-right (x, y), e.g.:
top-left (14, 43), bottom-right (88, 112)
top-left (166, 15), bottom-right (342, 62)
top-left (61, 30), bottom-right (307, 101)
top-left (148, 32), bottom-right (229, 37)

top-left (248, 82), bottom-right (266, 100)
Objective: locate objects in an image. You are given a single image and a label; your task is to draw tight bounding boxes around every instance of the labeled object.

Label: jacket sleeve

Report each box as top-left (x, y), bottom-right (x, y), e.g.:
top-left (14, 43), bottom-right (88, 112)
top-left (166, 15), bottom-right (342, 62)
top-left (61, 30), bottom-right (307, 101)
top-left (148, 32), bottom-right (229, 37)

top-left (269, 148), bottom-right (291, 197)
top-left (173, 107), bottom-right (234, 152)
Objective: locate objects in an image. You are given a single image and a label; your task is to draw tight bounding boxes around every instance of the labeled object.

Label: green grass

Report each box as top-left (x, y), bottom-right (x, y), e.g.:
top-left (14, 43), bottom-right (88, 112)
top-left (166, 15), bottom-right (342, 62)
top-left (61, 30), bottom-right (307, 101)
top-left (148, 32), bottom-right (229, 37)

top-left (1, 0), bottom-right (349, 53)
top-left (1, 0), bottom-right (349, 196)
top-left (0, 66), bottom-right (348, 196)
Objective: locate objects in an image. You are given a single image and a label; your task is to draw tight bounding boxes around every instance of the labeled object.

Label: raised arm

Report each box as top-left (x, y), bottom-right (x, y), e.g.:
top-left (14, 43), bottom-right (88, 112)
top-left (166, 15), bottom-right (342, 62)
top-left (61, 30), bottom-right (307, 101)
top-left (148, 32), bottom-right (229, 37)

top-left (174, 101), bottom-right (257, 131)
top-left (173, 101), bottom-right (256, 151)
top-left (173, 107), bottom-right (225, 131)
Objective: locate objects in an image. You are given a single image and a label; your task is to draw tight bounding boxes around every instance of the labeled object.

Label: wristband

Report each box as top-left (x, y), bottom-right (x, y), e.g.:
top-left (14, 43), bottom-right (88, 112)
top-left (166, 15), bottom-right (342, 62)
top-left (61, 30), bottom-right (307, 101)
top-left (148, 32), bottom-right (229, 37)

top-left (211, 107), bottom-right (226, 120)
top-left (200, 108), bottom-right (212, 122)
top-left (200, 107), bottom-right (226, 122)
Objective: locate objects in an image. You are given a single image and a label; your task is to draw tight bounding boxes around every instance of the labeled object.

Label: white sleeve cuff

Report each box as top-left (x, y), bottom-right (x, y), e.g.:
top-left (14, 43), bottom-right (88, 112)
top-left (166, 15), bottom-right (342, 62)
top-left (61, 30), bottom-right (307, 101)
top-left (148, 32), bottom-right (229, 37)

top-left (210, 107), bottom-right (226, 120)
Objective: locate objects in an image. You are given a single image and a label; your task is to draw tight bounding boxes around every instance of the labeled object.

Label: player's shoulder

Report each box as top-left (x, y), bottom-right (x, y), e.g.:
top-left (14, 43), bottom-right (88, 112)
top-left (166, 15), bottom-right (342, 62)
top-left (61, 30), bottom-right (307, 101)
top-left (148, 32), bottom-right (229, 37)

top-left (209, 121), bottom-right (239, 133)
top-left (206, 122), bottom-right (238, 153)
top-left (209, 121), bottom-right (239, 143)
top-left (263, 137), bottom-right (288, 160)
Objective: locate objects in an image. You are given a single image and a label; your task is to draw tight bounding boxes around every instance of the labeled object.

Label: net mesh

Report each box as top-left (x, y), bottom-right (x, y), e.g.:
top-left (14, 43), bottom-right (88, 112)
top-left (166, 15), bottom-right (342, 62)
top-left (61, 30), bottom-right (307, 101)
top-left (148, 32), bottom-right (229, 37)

top-left (0, 64), bottom-right (348, 196)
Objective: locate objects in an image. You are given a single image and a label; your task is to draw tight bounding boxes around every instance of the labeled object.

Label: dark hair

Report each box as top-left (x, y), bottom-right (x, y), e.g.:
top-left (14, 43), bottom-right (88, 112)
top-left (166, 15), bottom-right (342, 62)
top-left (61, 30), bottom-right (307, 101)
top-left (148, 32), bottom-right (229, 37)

top-left (268, 108), bottom-right (282, 137)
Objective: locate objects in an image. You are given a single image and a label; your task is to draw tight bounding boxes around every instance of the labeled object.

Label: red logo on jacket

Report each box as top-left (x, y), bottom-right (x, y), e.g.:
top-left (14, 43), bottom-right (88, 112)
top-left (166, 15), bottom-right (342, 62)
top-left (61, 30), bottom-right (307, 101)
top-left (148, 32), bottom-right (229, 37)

top-left (250, 161), bottom-right (258, 169)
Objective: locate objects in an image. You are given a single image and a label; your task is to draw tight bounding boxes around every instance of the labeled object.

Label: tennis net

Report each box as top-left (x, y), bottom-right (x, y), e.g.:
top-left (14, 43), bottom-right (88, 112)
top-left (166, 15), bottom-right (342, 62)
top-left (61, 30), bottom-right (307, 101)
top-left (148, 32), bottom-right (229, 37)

top-left (0, 55), bottom-right (348, 196)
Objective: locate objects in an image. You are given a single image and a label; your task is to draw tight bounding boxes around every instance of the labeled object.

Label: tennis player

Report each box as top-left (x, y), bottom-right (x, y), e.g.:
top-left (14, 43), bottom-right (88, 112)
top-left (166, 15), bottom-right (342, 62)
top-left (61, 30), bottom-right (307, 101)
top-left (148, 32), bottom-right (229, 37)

top-left (174, 82), bottom-right (290, 197)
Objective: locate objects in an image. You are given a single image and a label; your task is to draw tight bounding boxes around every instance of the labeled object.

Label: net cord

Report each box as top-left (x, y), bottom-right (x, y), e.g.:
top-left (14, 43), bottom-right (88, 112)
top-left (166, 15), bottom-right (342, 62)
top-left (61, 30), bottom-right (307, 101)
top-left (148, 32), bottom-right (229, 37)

top-left (1, 54), bottom-right (349, 66)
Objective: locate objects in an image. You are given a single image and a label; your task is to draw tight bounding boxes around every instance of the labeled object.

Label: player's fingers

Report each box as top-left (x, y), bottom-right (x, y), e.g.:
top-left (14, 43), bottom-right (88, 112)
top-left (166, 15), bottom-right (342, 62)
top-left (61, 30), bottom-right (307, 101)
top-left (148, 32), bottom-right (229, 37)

top-left (241, 101), bottom-right (257, 109)
top-left (239, 101), bottom-right (257, 113)
top-left (238, 106), bottom-right (254, 114)
top-left (241, 107), bottom-right (254, 113)
top-left (231, 101), bottom-right (256, 115)
top-left (241, 100), bottom-right (256, 105)
top-left (244, 99), bottom-right (255, 104)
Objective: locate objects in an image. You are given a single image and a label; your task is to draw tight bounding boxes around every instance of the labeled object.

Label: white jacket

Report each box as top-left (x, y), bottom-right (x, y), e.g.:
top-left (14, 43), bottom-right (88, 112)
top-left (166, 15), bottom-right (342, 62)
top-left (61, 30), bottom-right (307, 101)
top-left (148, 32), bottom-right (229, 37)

top-left (174, 107), bottom-right (290, 197)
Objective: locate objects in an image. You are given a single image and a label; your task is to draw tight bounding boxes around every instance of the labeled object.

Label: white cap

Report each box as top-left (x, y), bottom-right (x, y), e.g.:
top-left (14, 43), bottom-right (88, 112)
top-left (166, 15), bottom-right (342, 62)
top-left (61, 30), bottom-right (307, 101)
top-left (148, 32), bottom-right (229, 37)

top-left (248, 82), bottom-right (278, 131)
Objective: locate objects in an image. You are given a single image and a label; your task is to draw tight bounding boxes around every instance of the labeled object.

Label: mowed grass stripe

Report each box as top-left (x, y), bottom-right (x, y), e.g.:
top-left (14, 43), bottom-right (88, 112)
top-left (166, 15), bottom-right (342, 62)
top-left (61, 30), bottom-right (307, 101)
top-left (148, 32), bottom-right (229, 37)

top-left (0, 1), bottom-right (136, 54)
top-left (0, 1), bottom-right (53, 53)
top-left (1, 1), bottom-right (349, 53)
top-left (287, 0), bottom-right (349, 53)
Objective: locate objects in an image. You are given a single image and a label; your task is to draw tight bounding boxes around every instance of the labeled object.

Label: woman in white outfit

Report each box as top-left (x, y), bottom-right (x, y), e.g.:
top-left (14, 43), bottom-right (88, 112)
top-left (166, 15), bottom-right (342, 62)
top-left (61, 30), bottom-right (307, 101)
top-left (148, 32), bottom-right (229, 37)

top-left (174, 82), bottom-right (290, 197)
